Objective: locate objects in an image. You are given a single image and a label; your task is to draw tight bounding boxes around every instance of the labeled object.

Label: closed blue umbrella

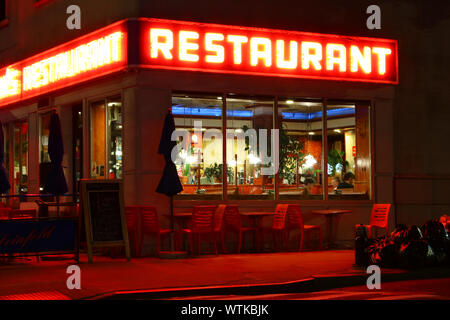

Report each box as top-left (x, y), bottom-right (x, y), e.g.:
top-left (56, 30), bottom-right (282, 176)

top-left (0, 121), bottom-right (10, 194)
top-left (156, 109), bottom-right (183, 250)
top-left (43, 110), bottom-right (68, 214)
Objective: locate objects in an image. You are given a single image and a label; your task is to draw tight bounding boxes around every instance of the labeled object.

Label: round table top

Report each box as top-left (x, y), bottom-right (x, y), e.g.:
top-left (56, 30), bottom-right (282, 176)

top-left (310, 209), bottom-right (352, 215)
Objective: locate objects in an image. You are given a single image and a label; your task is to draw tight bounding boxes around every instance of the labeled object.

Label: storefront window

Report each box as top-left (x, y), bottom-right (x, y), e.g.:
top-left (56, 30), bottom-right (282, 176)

top-left (90, 96), bottom-right (122, 179)
top-left (39, 112), bottom-right (51, 192)
top-left (327, 103), bottom-right (371, 200)
top-left (227, 96), bottom-right (275, 200)
top-left (278, 99), bottom-right (324, 200)
top-left (172, 94), bottom-right (223, 199)
top-left (171, 93), bottom-right (371, 202)
top-left (13, 120), bottom-right (28, 195)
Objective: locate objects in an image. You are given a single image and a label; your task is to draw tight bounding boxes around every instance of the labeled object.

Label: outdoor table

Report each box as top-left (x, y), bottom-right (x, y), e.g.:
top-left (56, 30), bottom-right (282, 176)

top-left (239, 211), bottom-right (275, 252)
top-left (166, 212), bottom-right (193, 228)
top-left (168, 211), bottom-right (275, 251)
top-left (169, 211), bottom-right (276, 228)
top-left (310, 209), bottom-right (352, 249)
top-left (239, 211), bottom-right (275, 228)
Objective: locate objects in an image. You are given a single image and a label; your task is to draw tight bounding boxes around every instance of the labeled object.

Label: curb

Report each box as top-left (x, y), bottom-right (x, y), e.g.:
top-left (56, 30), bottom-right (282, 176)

top-left (89, 266), bottom-right (450, 300)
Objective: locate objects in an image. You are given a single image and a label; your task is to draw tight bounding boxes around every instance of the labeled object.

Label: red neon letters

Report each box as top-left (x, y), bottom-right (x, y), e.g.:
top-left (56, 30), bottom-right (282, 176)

top-left (0, 22), bottom-right (126, 107)
top-left (144, 18), bottom-right (398, 83)
top-left (0, 18), bottom-right (398, 108)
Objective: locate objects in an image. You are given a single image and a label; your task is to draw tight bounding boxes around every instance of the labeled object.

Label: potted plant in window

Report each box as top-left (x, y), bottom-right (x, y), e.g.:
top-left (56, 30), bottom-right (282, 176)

top-left (204, 163), bottom-right (221, 183)
top-left (279, 125), bottom-right (305, 185)
top-left (327, 148), bottom-right (349, 180)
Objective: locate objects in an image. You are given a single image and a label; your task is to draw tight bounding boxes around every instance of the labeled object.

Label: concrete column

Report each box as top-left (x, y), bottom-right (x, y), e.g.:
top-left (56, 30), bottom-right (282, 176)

top-left (122, 86), bottom-right (171, 217)
top-left (374, 98), bottom-right (395, 228)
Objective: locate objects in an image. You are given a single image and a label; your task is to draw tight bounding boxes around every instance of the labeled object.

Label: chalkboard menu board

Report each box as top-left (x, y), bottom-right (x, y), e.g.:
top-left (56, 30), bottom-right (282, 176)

top-left (80, 179), bottom-right (130, 263)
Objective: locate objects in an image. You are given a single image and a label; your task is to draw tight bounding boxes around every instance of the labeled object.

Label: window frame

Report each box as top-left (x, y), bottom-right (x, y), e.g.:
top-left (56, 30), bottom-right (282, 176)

top-left (0, 0), bottom-right (8, 28)
top-left (88, 94), bottom-right (123, 180)
top-left (173, 91), bottom-right (374, 203)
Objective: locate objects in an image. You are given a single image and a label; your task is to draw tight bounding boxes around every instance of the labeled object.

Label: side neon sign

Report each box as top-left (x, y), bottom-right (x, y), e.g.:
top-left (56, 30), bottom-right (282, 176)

top-left (0, 21), bottom-right (127, 107)
top-left (142, 18), bottom-right (398, 84)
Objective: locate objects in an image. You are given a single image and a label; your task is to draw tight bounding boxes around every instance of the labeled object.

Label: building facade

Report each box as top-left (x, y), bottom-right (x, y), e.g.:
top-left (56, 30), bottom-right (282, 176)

top-left (0, 0), bottom-right (449, 246)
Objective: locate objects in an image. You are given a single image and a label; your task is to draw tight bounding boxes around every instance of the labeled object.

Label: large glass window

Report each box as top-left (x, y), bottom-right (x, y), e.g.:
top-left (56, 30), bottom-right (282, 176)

top-left (90, 96), bottom-right (122, 179)
top-left (39, 112), bottom-right (52, 192)
top-left (172, 93), bottom-right (223, 199)
top-left (278, 99), bottom-right (324, 200)
top-left (327, 102), bottom-right (371, 200)
top-left (13, 120), bottom-right (28, 195)
top-left (172, 93), bottom-right (371, 201)
top-left (226, 96), bottom-right (275, 200)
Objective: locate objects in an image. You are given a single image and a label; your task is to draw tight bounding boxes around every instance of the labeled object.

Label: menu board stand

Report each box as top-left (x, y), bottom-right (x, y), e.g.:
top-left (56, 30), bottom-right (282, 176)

top-left (80, 179), bottom-right (130, 263)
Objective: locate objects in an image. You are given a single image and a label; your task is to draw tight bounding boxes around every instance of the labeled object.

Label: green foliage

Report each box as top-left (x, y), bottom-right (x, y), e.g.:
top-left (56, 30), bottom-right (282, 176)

top-left (279, 125), bottom-right (305, 184)
top-left (327, 148), bottom-right (349, 176)
top-left (204, 163), bottom-right (234, 182)
top-left (204, 163), bottom-right (221, 181)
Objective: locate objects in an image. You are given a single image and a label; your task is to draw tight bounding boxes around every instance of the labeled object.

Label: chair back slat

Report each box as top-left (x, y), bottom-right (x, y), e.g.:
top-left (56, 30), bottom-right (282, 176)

top-left (191, 205), bottom-right (216, 233)
top-left (214, 205), bottom-right (226, 232)
top-left (125, 206), bottom-right (140, 230)
top-left (224, 205), bottom-right (242, 230)
top-left (286, 204), bottom-right (304, 228)
top-left (369, 204), bottom-right (391, 228)
top-left (141, 206), bottom-right (160, 233)
top-left (272, 204), bottom-right (289, 230)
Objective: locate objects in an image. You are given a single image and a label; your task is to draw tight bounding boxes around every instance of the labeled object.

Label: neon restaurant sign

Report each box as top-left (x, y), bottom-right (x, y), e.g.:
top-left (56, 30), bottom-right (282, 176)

top-left (0, 18), bottom-right (398, 107)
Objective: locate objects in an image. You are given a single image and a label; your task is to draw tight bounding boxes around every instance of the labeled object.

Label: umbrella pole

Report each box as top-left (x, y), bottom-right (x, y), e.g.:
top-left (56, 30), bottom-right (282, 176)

top-left (170, 195), bottom-right (174, 252)
top-left (56, 194), bottom-right (60, 217)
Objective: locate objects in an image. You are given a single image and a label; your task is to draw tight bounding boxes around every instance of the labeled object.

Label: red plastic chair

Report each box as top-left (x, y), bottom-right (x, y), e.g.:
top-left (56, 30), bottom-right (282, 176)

top-left (214, 204), bottom-right (226, 253)
top-left (223, 205), bottom-right (259, 253)
top-left (286, 204), bottom-right (322, 250)
top-left (180, 205), bottom-right (217, 256)
top-left (355, 204), bottom-right (391, 238)
top-left (260, 204), bottom-right (289, 251)
top-left (140, 206), bottom-right (171, 257)
top-left (124, 206), bottom-right (140, 257)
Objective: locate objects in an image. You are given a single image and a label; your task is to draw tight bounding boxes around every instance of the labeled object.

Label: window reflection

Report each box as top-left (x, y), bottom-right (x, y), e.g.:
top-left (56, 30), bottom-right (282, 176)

top-left (13, 120), bottom-right (28, 196)
top-left (90, 96), bottom-right (122, 179)
top-left (278, 99), bottom-right (324, 199)
top-left (327, 103), bottom-right (371, 200)
top-left (227, 96), bottom-right (274, 200)
top-left (172, 94), bottom-right (223, 199)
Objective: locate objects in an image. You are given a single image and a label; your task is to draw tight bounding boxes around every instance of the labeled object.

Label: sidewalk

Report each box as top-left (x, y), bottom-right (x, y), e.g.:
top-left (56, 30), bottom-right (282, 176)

top-left (0, 250), bottom-right (449, 300)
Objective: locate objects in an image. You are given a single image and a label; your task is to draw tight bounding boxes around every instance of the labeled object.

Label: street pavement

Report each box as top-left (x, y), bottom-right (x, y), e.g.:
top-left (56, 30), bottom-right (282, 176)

top-left (1, 250), bottom-right (449, 300)
top-left (166, 278), bottom-right (450, 300)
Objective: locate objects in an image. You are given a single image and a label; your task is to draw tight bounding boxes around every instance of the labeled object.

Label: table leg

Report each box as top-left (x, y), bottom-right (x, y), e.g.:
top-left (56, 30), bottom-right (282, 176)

top-left (327, 215), bottom-right (334, 248)
top-left (328, 215), bottom-right (342, 249)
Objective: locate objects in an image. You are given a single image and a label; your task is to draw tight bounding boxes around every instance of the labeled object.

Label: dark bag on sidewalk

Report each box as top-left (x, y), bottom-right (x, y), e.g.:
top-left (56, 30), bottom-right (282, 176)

top-left (355, 224), bottom-right (370, 266)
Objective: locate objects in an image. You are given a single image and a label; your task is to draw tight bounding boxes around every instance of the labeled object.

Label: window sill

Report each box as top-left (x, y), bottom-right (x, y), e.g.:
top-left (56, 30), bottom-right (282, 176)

top-left (0, 19), bottom-right (9, 29)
